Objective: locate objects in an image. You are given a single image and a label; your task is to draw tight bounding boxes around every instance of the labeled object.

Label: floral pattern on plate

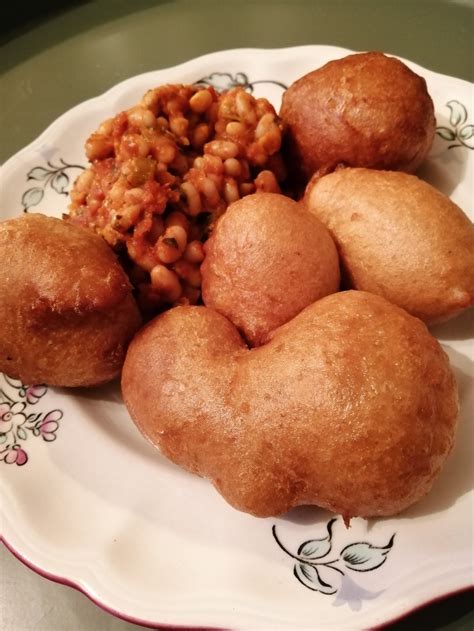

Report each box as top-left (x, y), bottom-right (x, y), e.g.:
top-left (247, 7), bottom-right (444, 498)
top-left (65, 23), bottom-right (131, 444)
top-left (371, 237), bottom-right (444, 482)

top-left (273, 518), bottom-right (395, 607)
top-left (436, 100), bottom-right (474, 149)
top-left (0, 375), bottom-right (63, 466)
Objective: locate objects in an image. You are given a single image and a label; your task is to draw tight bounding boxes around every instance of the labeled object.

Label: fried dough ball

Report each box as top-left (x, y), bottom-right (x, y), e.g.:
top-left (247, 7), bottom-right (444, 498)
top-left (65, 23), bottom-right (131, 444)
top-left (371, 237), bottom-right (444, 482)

top-left (122, 291), bottom-right (458, 519)
top-left (201, 192), bottom-right (340, 345)
top-left (280, 51), bottom-right (436, 185)
top-left (0, 214), bottom-right (141, 386)
top-left (305, 168), bottom-right (474, 323)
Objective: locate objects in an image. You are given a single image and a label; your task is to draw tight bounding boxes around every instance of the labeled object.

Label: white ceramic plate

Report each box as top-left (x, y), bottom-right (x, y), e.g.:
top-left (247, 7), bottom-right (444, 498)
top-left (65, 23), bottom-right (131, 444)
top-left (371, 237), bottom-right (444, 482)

top-left (0, 46), bottom-right (473, 630)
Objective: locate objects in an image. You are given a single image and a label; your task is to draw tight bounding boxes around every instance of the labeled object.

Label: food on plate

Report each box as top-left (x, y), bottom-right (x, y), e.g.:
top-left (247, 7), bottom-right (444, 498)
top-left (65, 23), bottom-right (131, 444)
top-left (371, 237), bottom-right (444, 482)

top-left (201, 192), bottom-right (340, 345)
top-left (121, 291), bottom-right (458, 519)
top-left (305, 168), bottom-right (474, 323)
top-left (280, 51), bottom-right (435, 186)
top-left (0, 213), bottom-right (141, 387)
top-left (66, 84), bottom-right (285, 316)
top-left (1, 51), bottom-right (469, 531)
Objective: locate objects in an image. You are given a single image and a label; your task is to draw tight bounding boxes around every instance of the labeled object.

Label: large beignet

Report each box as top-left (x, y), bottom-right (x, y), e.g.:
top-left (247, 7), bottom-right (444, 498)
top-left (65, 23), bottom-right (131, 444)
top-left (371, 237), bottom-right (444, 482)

top-left (280, 51), bottom-right (435, 185)
top-left (305, 168), bottom-right (474, 323)
top-left (201, 192), bottom-right (340, 345)
top-left (0, 213), bottom-right (141, 386)
top-left (122, 291), bottom-right (458, 519)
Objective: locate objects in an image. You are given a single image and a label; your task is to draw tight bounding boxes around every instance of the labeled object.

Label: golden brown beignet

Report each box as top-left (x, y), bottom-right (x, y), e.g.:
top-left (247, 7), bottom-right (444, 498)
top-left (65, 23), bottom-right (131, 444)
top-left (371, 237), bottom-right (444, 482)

top-left (0, 213), bottom-right (141, 386)
top-left (122, 291), bottom-right (458, 519)
top-left (280, 51), bottom-right (435, 185)
top-left (305, 168), bottom-right (474, 323)
top-left (201, 192), bottom-right (340, 345)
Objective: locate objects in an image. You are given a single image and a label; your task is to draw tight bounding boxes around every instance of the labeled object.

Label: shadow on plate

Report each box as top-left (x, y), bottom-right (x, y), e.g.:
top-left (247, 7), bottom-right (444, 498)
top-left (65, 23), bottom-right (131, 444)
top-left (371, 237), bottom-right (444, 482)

top-left (281, 504), bottom-right (330, 526)
top-left (68, 380), bottom-right (190, 474)
top-left (430, 306), bottom-right (474, 341)
top-left (66, 380), bottom-right (123, 404)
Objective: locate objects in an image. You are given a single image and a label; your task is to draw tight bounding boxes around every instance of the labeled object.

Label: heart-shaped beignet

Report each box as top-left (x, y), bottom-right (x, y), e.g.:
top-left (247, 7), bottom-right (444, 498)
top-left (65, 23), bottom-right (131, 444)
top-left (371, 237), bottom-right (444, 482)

top-left (122, 290), bottom-right (458, 519)
top-left (201, 192), bottom-right (340, 345)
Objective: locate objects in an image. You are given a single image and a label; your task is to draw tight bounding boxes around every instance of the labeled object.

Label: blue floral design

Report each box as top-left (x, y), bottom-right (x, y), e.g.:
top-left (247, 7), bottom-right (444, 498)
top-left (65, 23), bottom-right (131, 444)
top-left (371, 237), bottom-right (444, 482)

top-left (272, 519), bottom-right (394, 605)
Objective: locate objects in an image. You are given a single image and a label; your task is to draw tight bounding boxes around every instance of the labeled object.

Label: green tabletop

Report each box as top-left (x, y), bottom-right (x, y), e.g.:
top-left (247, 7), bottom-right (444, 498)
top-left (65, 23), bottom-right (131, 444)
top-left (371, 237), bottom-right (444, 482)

top-left (0, 1), bottom-right (473, 630)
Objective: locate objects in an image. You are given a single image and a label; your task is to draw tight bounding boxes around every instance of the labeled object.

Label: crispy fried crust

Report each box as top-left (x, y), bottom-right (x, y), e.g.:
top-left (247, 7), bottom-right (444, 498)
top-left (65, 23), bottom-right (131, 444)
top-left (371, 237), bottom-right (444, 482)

top-left (0, 213), bottom-right (141, 386)
top-left (201, 192), bottom-right (340, 345)
top-left (280, 51), bottom-right (435, 184)
top-left (122, 291), bottom-right (458, 519)
top-left (305, 168), bottom-right (474, 323)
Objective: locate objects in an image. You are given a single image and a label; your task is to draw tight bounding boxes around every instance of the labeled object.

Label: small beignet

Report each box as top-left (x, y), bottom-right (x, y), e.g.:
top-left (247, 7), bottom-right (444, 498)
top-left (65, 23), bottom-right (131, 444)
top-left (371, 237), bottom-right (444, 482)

top-left (280, 51), bottom-right (435, 185)
top-left (0, 213), bottom-right (141, 386)
top-left (305, 168), bottom-right (474, 323)
top-left (201, 192), bottom-right (340, 345)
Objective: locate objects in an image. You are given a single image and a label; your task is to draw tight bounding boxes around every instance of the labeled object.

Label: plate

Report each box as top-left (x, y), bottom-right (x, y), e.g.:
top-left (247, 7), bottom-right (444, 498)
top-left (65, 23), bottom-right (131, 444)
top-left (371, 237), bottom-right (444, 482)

top-left (0, 46), bottom-right (473, 630)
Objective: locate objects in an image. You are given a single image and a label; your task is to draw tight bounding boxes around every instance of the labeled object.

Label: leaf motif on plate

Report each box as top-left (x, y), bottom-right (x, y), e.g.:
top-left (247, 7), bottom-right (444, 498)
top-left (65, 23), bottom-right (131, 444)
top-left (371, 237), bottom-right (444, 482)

top-left (234, 72), bottom-right (249, 86)
top-left (447, 99), bottom-right (467, 127)
top-left (273, 520), bottom-right (395, 600)
top-left (16, 426), bottom-right (27, 441)
top-left (20, 158), bottom-right (84, 212)
top-left (341, 535), bottom-right (395, 572)
top-left (51, 171), bottom-right (70, 195)
top-left (458, 124), bottom-right (474, 148)
top-left (196, 70), bottom-right (287, 94)
top-left (27, 166), bottom-right (50, 181)
top-left (26, 412), bottom-right (42, 423)
top-left (458, 124), bottom-right (473, 139)
top-left (197, 71), bottom-right (249, 91)
top-left (297, 517), bottom-right (336, 560)
top-left (298, 538), bottom-right (331, 560)
top-left (293, 562), bottom-right (337, 594)
top-left (436, 127), bottom-right (456, 141)
top-left (436, 100), bottom-right (473, 150)
top-left (21, 187), bottom-right (44, 210)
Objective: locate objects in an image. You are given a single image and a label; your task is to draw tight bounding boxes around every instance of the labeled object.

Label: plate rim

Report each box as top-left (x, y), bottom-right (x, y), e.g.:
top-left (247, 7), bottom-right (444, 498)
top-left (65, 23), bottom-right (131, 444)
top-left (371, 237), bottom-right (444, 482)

top-left (2, 534), bottom-right (473, 631)
top-left (1, 44), bottom-right (473, 630)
